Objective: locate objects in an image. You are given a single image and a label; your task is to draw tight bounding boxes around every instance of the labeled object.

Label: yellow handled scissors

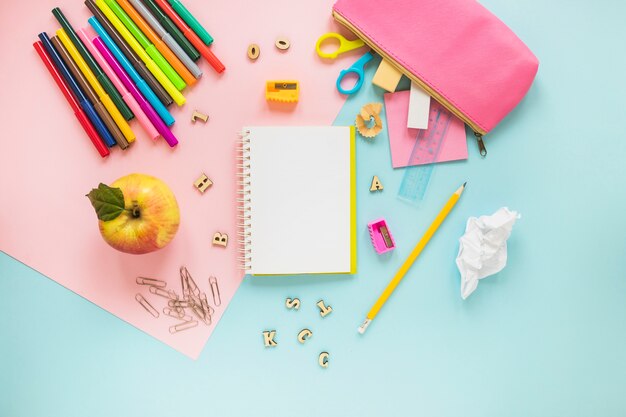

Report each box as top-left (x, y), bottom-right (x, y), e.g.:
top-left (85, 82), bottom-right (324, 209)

top-left (315, 33), bottom-right (366, 59)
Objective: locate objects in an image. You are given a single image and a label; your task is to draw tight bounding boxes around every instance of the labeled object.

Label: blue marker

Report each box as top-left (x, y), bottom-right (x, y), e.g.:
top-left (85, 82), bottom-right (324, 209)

top-left (38, 32), bottom-right (117, 147)
top-left (88, 17), bottom-right (175, 127)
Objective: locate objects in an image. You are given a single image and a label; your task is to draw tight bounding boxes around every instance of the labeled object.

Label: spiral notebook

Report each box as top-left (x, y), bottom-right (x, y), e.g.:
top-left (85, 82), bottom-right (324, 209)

top-left (238, 126), bottom-right (357, 275)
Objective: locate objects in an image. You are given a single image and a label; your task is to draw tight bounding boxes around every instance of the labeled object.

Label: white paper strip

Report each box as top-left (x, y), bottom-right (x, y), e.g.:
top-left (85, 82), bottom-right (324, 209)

top-left (407, 82), bottom-right (431, 129)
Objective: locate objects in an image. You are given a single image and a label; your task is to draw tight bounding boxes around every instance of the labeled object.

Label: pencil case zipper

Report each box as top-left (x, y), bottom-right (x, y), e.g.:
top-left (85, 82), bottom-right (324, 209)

top-left (333, 10), bottom-right (488, 156)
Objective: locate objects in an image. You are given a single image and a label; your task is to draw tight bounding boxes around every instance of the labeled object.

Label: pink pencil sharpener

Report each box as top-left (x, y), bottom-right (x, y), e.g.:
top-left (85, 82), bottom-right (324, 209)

top-left (367, 218), bottom-right (396, 254)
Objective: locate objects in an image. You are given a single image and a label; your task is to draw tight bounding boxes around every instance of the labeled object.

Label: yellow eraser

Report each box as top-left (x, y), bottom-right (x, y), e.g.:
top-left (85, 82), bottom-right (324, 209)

top-left (266, 80), bottom-right (299, 103)
top-left (372, 60), bottom-right (403, 92)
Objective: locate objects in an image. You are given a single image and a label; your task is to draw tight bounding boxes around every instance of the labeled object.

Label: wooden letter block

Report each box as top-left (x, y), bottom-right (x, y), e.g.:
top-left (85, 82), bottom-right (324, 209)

top-left (316, 300), bottom-right (333, 318)
top-left (194, 174), bottom-right (213, 193)
top-left (212, 232), bottom-right (228, 247)
top-left (285, 297), bottom-right (301, 310)
top-left (191, 110), bottom-right (209, 123)
top-left (318, 352), bottom-right (329, 368)
top-left (370, 175), bottom-right (383, 192)
top-left (247, 44), bottom-right (260, 60)
top-left (262, 330), bottom-right (278, 347)
top-left (297, 329), bottom-right (313, 344)
top-left (275, 37), bottom-right (290, 50)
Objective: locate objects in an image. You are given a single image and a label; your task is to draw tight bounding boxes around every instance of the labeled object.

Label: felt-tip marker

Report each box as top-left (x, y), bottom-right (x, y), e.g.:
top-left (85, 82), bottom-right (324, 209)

top-left (51, 35), bottom-right (129, 150)
top-left (103, 0), bottom-right (186, 91)
top-left (33, 41), bottom-right (109, 158)
top-left (153, 0), bottom-right (224, 73)
top-left (52, 7), bottom-right (134, 121)
top-left (84, 0), bottom-right (174, 108)
top-left (166, 0), bottom-right (213, 46)
top-left (94, 0), bottom-right (186, 105)
top-left (94, 36), bottom-right (178, 147)
top-left (78, 27), bottom-right (160, 141)
top-left (129, 0), bottom-right (202, 79)
top-left (37, 32), bottom-right (117, 148)
top-left (56, 28), bottom-right (134, 148)
top-left (117, 0), bottom-right (196, 86)
top-left (140, 0), bottom-right (200, 62)
top-left (88, 16), bottom-right (175, 126)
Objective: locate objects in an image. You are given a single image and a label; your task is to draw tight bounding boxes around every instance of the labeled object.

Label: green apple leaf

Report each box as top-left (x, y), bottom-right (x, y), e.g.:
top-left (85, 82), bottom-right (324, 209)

top-left (86, 183), bottom-right (125, 222)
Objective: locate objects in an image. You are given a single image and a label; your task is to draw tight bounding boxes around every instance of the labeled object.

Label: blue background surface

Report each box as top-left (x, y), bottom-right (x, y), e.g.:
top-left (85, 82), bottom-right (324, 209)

top-left (2, 0), bottom-right (626, 416)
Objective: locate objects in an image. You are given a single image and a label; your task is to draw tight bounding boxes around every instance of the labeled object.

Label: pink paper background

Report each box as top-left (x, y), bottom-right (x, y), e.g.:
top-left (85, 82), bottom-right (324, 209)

top-left (0, 0), bottom-right (351, 359)
top-left (384, 90), bottom-right (468, 168)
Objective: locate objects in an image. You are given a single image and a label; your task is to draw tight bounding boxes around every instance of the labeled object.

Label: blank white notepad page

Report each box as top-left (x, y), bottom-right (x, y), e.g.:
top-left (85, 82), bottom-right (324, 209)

top-left (245, 126), bottom-right (353, 275)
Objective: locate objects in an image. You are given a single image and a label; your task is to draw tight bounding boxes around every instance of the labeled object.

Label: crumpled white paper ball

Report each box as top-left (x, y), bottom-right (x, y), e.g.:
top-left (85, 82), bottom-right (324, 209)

top-left (456, 207), bottom-right (520, 299)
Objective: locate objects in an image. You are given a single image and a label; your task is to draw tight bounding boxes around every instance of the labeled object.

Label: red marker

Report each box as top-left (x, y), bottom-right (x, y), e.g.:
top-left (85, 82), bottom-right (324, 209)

top-left (34, 41), bottom-right (110, 158)
top-left (153, 0), bottom-right (225, 73)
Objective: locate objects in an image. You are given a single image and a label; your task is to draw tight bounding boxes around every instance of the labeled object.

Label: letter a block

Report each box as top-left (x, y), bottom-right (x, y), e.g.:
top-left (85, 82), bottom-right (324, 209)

top-left (370, 175), bottom-right (383, 192)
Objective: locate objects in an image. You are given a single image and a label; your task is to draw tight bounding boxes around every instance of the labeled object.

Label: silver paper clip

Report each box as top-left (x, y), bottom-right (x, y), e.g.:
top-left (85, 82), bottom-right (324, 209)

top-left (149, 286), bottom-right (178, 300)
top-left (168, 300), bottom-right (191, 308)
top-left (163, 308), bottom-right (192, 322)
top-left (136, 294), bottom-right (159, 318)
top-left (209, 276), bottom-right (221, 306)
top-left (170, 320), bottom-right (198, 334)
top-left (136, 276), bottom-right (167, 288)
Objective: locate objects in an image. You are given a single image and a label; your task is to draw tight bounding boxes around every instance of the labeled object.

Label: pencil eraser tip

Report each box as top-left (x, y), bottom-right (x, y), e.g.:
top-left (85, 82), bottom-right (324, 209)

top-left (358, 318), bottom-right (371, 334)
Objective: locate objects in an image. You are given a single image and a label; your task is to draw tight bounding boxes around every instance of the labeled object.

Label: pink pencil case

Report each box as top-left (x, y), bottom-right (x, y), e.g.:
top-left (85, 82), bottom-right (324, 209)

top-left (332, 0), bottom-right (539, 155)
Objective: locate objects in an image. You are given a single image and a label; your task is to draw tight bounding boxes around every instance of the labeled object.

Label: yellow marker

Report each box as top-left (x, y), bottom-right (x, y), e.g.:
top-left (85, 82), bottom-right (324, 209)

top-left (94, 0), bottom-right (185, 106)
top-left (358, 183), bottom-right (467, 334)
top-left (56, 29), bottom-right (135, 144)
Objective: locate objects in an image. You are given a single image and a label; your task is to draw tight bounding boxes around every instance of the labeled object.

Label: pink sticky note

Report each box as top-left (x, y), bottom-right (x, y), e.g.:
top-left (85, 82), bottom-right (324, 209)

top-left (0, 0), bottom-right (349, 359)
top-left (385, 90), bottom-right (468, 168)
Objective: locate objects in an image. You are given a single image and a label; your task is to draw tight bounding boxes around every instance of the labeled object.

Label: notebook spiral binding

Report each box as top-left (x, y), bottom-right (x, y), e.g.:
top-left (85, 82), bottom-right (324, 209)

top-left (236, 130), bottom-right (252, 271)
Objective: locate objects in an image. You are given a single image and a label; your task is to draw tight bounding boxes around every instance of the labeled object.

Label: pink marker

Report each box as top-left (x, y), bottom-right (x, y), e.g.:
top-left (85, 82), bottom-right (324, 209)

top-left (92, 35), bottom-right (178, 147)
top-left (77, 28), bottom-right (160, 141)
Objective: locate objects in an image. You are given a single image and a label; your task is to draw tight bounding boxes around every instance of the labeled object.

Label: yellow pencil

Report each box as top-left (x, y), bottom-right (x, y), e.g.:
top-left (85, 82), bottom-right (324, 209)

top-left (56, 28), bottom-right (135, 146)
top-left (358, 182), bottom-right (467, 334)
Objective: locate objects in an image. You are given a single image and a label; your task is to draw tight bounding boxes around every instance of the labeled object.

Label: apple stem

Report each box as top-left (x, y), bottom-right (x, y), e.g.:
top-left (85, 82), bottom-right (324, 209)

top-left (131, 201), bottom-right (141, 218)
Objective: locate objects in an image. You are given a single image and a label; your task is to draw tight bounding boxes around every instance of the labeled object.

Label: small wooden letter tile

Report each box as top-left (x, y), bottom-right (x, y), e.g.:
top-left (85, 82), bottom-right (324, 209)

top-left (212, 232), bottom-right (228, 247)
top-left (191, 110), bottom-right (209, 123)
top-left (194, 174), bottom-right (213, 193)
top-left (370, 176), bottom-right (383, 192)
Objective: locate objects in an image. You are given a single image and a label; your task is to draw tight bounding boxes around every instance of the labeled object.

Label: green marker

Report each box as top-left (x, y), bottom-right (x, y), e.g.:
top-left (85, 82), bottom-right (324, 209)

top-left (104, 0), bottom-right (186, 91)
top-left (52, 7), bottom-right (134, 121)
top-left (167, 0), bottom-right (213, 46)
top-left (104, 0), bottom-right (187, 91)
top-left (140, 0), bottom-right (200, 62)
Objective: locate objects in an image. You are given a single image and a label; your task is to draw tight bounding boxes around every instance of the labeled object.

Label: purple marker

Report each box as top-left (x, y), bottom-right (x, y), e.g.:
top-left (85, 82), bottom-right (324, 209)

top-left (92, 36), bottom-right (178, 148)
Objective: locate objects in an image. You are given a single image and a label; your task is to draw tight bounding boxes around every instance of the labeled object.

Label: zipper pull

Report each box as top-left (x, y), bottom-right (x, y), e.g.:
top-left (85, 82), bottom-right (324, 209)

top-left (474, 132), bottom-right (487, 157)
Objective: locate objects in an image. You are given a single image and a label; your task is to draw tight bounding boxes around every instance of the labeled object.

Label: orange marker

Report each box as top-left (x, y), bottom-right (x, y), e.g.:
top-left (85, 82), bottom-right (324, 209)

top-left (116, 0), bottom-right (196, 86)
top-left (154, 0), bottom-right (225, 73)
